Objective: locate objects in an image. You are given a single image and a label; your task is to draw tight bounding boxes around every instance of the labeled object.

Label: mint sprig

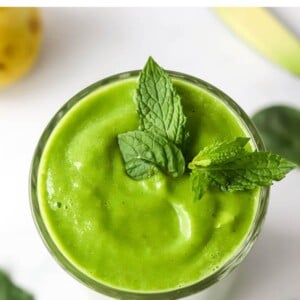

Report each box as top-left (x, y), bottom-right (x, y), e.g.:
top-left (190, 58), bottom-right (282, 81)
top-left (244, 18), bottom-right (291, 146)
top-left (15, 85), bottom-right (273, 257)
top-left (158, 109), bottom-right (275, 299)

top-left (117, 57), bottom-right (297, 199)
top-left (189, 138), bottom-right (297, 200)
top-left (118, 57), bottom-right (188, 180)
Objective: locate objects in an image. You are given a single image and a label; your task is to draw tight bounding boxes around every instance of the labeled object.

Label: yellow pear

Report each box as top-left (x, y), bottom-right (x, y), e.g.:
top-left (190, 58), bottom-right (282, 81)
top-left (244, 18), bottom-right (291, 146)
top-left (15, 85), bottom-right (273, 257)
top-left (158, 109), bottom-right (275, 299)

top-left (0, 8), bottom-right (42, 88)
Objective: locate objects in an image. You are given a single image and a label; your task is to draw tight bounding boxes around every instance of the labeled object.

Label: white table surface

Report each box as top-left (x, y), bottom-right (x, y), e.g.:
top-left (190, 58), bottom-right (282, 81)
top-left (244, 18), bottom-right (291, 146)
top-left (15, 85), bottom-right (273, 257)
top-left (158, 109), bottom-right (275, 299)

top-left (0, 7), bottom-right (299, 300)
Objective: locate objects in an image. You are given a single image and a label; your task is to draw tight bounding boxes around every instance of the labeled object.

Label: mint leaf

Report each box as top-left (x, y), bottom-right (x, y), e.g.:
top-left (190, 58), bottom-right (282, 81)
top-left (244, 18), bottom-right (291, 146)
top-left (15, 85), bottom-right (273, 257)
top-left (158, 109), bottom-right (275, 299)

top-left (191, 170), bottom-right (211, 200)
top-left (136, 57), bottom-right (188, 148)
top-left (219, 152), bottom-right (296, 191)
top-left (118, 130), bottom-right (185, 180)
top-left (189, 138), bottom-right (297, 200)
top-left (0, 269), bottom-right (33, 300)
top-left (189, 137), bottom-right (250, 168)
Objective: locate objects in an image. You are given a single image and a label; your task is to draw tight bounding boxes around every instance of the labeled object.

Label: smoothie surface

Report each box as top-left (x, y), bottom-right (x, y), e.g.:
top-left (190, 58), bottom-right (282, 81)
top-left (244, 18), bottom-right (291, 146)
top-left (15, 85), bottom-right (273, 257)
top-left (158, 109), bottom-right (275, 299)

top-left (38, 76), bottom-right (259, 292)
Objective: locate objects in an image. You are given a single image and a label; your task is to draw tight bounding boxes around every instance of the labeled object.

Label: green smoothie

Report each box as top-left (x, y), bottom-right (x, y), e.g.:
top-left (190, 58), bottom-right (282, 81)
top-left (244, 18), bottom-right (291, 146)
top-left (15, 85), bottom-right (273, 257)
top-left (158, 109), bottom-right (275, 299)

top-left (37, 76), bottom-right (259, 292)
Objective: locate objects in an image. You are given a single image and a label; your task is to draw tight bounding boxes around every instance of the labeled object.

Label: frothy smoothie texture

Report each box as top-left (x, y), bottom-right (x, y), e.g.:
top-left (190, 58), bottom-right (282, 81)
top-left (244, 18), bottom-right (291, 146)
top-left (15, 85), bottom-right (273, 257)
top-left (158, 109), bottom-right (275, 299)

top-left (37, 74), bottom-right (260, 293)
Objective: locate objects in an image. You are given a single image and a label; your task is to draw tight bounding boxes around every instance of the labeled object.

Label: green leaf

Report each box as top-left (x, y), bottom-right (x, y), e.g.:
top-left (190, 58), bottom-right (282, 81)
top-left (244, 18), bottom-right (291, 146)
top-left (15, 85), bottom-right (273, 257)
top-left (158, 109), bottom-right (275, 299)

top-left (211, 152), bottom-right (296, 192)
top-left (118, 130), bottom-right (185, 180)
top-left (0, 270), bottom-right (33, 300)
top-left (189, 138), bottom-right (297, 200)
top-left (191, 169), bottom-right (211, 201)
top-left (136, 57), bottom-right (188, 148)
top-left (252, 105), bottom-right (300, 165)
top-left (189, 137), bottom-right (250, 168)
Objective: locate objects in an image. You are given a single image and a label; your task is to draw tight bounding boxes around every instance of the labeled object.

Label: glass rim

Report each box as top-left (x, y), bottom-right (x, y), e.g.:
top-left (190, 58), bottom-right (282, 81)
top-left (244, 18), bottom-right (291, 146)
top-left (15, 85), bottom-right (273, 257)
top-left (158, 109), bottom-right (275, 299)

top-left (30, 70), bottom-right (269, 299)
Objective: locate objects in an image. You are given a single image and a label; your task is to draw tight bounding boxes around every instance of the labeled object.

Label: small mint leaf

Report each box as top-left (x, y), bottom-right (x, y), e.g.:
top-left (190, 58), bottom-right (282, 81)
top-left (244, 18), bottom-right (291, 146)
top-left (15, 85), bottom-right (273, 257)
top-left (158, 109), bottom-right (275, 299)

top-left (221, 152), bottom-right (297, 191)
top-left (189, 137), bottom-right (249, 168)
top-left (191, 169), bottom-right (211, 201)
top-left (118, 130), bottom-right (185, 180)
top-left (136, 57), bottom-right (188, 148)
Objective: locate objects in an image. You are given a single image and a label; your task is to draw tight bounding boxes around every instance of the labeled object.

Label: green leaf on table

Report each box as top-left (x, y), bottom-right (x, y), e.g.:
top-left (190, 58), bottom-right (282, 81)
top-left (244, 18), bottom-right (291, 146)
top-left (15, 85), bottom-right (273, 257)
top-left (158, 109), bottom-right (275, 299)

top-left (189, 138), bottom-right (297, 200)
top-left (118, 130), bottom-right (185, 180)
top-left (0, 269), bottom-right (33, 300)
top-left (252, 105), bottom-right (300, 165)
top-left (136, 57), bottom-right (188, 148)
